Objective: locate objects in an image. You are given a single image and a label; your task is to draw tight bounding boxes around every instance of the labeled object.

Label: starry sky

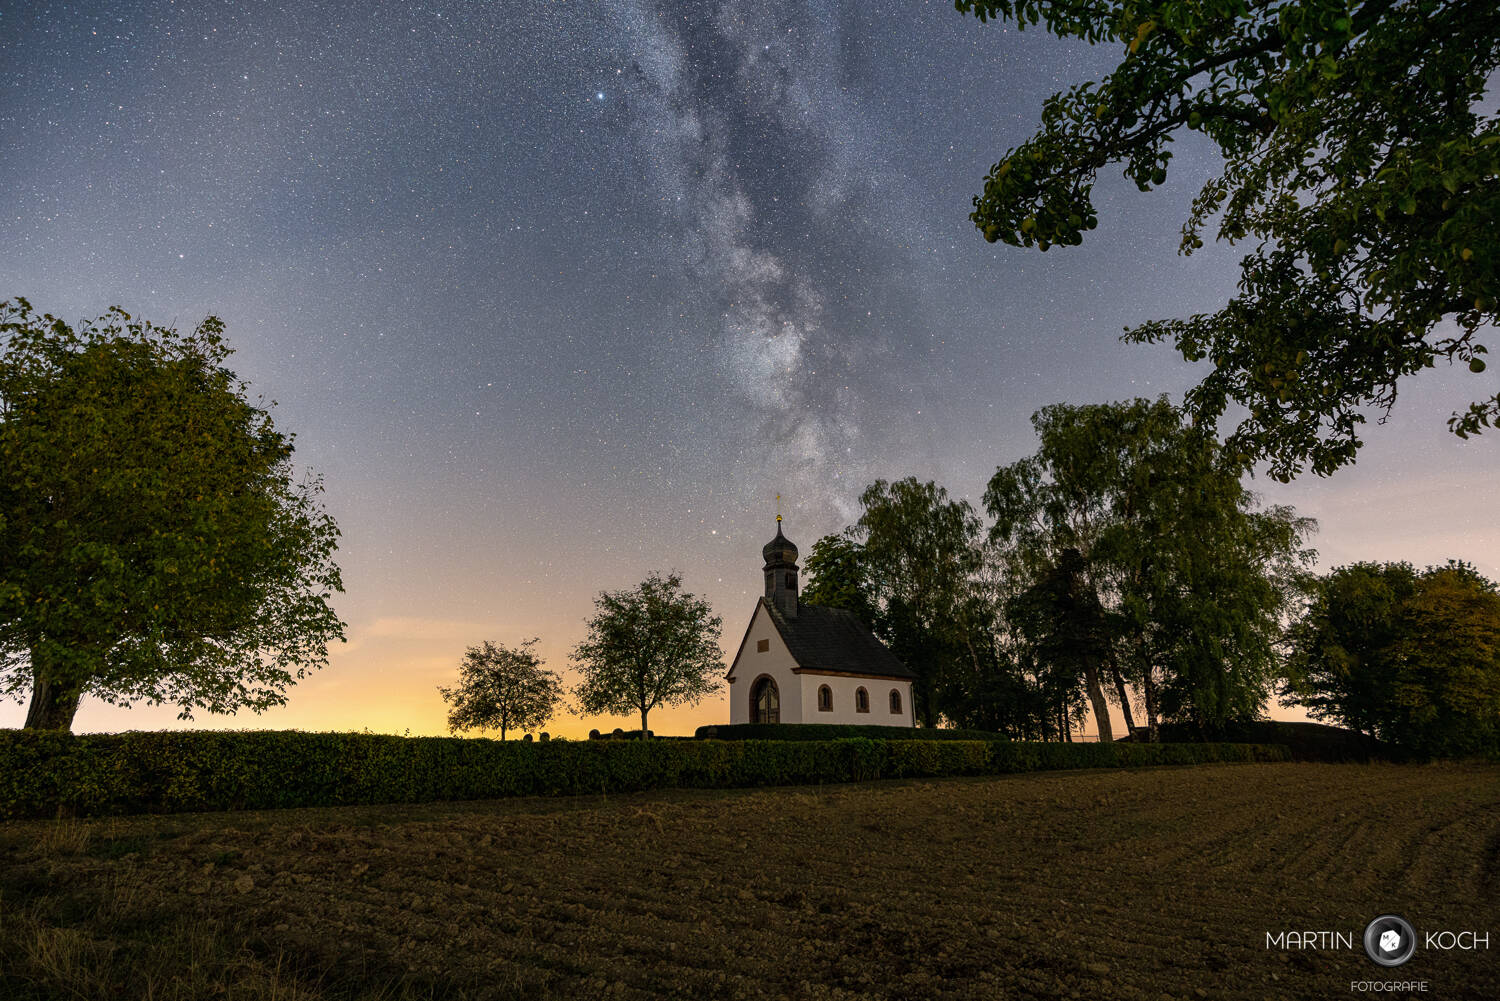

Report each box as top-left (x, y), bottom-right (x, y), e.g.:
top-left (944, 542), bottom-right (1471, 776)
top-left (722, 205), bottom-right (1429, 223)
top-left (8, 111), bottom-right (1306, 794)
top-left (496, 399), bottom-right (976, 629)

top-left (3, 0), bottom-right (1496, 737)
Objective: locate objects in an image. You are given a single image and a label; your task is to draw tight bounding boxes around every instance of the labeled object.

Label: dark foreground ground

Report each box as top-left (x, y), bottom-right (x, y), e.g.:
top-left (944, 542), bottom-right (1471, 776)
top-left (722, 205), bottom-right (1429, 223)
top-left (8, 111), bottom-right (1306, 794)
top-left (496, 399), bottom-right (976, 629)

top-left (1, 761), bottom-right (1497, 1000)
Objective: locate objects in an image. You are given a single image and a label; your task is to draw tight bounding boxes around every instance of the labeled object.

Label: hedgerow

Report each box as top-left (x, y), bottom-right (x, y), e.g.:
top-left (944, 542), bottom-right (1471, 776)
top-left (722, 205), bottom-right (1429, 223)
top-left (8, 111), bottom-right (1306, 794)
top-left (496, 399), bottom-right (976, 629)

top-left (693, 723), bottom-right (1015, 741)
top-left (0, 729), bottom-right (1289, 819)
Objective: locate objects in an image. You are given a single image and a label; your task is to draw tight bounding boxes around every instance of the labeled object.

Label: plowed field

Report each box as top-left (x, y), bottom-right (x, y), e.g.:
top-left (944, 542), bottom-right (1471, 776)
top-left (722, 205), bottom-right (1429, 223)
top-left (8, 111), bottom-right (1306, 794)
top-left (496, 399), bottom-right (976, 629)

top-left (2, 762), bottom-right (1498, 1000)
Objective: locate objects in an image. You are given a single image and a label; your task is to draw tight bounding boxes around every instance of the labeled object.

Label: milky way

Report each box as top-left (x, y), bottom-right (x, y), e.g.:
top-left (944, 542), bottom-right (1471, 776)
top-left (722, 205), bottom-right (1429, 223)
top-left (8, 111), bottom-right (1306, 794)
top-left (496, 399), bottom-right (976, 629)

top-left (601, 0), bottom-right (923, 516)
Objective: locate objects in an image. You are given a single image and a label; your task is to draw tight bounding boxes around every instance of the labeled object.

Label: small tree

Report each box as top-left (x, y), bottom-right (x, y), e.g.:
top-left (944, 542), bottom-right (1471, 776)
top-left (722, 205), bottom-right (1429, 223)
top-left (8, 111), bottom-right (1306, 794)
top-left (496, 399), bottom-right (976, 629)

top-left (1007, 548), bottom-right (1116, 741)
top-left (438, 638), bottom-right (561, 740)
top-left (571, 572), bottom-right (723, 737)
top-left (1, 299), bottom-right (345, 731)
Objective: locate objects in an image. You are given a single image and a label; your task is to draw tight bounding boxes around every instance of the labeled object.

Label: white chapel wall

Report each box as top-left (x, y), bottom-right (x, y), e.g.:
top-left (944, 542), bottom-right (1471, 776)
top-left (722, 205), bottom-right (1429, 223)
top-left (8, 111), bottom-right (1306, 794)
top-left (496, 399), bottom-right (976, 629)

top-left (798, 674), bottom-right (912, 727)
top-left (728, 603), bottom-right (803, 724)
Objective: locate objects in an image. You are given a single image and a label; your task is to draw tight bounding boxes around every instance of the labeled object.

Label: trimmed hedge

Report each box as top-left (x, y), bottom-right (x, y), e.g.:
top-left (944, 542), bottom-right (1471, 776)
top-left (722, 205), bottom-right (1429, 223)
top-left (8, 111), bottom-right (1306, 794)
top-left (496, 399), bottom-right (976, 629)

top-left (694, 723), bottom-right (1014, 742)
top-left (1120, 721), bottom-right (1387, 762)
top-left (0, 729), bottom-right (1290, 819)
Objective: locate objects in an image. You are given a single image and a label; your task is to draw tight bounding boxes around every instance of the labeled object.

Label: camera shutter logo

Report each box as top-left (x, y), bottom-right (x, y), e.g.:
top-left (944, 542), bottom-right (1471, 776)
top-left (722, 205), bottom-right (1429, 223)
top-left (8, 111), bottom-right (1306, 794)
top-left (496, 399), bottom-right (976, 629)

top-left (1364, 915), bottom-right (1417, 967)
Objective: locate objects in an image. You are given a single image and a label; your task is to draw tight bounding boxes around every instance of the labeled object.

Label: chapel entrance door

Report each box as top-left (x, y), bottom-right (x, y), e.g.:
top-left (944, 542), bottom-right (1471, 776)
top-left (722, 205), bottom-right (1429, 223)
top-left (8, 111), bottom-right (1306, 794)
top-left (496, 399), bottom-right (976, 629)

top-left (751, 677), bottom-right (779, 724)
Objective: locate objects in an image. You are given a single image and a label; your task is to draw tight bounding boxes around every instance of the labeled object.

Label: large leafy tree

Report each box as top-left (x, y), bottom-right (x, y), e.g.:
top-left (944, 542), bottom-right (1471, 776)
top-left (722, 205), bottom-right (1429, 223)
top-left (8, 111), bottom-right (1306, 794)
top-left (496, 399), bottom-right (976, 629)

top-left (439, 638), bottom-right (562, 740)
top-left (800, 533), bottom-right (880, 629)
top-left (1006, 547), bottom-right (1117, 740)
top-left (957, 0), bottom-right (1500, 480)
top-left (571, 572), bottom-right (722, 737)
top-left (986, 398), bottom-right (1316, 738)
top-left (854, 478), bottom-right (986, 727)
top-left (986, 401), bottom-right (1140, 739)
top-left (938, 613), bottom-right (1049, 738)
top-left (0, 298), bottom-right (345, 731)
top-left (1284, 561), bottom-right (1500, 756)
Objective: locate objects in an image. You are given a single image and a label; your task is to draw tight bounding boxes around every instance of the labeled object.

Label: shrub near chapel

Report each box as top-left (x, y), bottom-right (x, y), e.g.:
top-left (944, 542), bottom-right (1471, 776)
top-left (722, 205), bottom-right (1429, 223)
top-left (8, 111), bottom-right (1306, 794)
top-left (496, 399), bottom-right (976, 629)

top-left (0, 728), bottom-right (1289, 818)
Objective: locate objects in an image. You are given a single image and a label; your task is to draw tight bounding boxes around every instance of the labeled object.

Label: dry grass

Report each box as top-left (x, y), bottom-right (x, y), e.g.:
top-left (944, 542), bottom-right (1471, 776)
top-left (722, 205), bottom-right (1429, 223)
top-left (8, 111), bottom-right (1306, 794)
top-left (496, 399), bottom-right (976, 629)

top-left (2, 762), bottom-right (1498, 1000)
top-left (33, 817), bottom-right (92, 857)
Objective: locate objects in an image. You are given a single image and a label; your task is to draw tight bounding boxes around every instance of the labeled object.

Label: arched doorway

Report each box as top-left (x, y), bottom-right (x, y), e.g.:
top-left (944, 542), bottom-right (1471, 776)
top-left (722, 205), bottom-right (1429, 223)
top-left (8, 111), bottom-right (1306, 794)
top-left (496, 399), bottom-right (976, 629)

top-left (750, 676), bottom-right (780, 724)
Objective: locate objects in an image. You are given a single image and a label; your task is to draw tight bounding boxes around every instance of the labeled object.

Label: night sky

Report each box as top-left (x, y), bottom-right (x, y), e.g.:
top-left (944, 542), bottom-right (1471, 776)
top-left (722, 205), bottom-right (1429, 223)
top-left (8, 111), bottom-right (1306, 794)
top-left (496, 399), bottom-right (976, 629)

top-left (3, 0), bottom-right (1495, 737)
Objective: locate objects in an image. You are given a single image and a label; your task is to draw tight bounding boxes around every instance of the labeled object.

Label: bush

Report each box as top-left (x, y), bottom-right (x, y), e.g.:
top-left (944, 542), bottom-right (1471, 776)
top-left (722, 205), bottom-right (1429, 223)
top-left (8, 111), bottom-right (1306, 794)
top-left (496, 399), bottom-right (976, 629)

top-left (0, 729), bottom-right (1290, 819)
top-left (1121, 721), bottom-right (1386, 762)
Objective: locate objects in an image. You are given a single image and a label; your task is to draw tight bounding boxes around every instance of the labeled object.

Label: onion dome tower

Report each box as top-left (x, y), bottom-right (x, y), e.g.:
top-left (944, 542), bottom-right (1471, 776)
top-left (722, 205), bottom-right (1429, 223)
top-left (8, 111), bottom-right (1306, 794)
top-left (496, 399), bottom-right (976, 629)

top-left (762, 508), bottom-right (799, 619)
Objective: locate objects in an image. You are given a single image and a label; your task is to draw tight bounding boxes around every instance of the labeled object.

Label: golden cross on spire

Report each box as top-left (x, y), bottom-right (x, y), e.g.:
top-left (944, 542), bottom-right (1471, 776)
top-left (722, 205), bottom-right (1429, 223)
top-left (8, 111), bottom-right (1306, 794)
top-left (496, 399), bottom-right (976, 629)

top-left (776, 493), bottom-right (782, 524)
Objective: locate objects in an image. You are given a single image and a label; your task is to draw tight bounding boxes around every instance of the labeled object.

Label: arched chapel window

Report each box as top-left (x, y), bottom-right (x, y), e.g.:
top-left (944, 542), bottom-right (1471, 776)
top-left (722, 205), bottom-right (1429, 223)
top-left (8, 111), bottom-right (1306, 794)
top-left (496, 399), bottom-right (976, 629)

top-left (855, 687), bottom-right (869, 713)
top-left (818, 685), bottom-right (833, 712)
top-left (889, 689), bottom-right (902, 715)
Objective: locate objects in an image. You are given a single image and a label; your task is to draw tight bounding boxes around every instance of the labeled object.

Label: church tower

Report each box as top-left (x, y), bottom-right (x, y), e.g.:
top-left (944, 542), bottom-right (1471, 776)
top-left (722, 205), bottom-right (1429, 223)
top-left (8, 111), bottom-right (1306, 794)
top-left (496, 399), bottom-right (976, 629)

top-left (762, 516), bottom-right (799, 619)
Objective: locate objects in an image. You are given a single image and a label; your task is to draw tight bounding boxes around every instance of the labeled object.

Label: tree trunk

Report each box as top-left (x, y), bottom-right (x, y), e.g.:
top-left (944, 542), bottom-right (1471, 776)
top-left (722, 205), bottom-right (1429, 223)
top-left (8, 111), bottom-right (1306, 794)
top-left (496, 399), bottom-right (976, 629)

top-left (24, 667), bottom-right (83, 732)
top-left (640, 706), bottom-right (650, 739)
top-left (1144, 670), bottom-right (1159, 743)
top-left (961, 632), bottom-right (987, 730)
top-left (1081, 659), bottom-right (1113, 742)
top-left (1109, 660), bottom-right (1137, 736)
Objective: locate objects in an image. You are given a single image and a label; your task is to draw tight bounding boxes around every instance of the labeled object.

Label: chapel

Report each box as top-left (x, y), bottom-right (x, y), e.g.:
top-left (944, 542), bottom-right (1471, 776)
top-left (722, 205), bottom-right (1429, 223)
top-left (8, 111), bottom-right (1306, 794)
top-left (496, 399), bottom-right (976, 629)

top-left (725, 518), bottom-right (915, 726)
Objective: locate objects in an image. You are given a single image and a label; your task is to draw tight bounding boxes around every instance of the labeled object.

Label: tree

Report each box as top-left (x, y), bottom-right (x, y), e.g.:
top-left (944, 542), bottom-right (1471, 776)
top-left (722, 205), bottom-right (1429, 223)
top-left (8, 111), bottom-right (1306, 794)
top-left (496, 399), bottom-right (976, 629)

top-left (1007, 548), bottom-right (1117, 741)
top-left (438, 638), bottom-right (561, 740)
top-left (1285, 561), bottom-right (1500, 756)
top-left (854, 478), bottom-right (985, 727)
top-left (571, 572), bottom-right (723, 737)
top-left (800, 533), bottom-right (880, 628)
top-left (1, 298), bottom-right (345, 731)
top-left (957, 0), bottom-right (1500, 480)
top-left (938, 612), bottom-right (1048, 738)
top-left (986, 398), bottom-right (1316, 738)
top-left (985, 404), bottom-right (1132, 739)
